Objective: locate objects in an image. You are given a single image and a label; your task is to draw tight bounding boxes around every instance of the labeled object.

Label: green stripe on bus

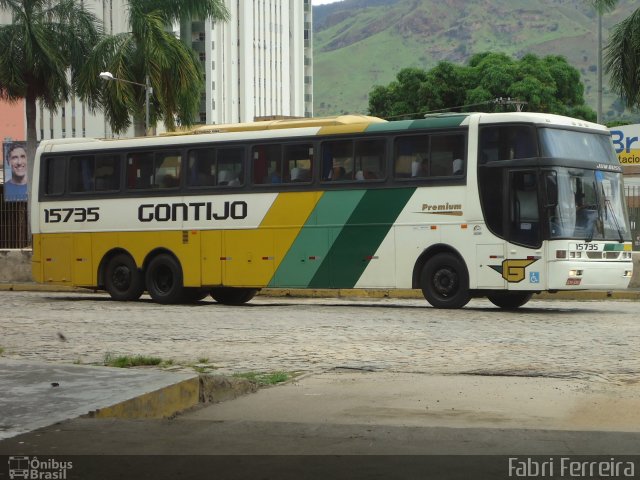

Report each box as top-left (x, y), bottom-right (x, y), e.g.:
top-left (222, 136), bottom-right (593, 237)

top-left (603, 244), bottom-right (625, 251)
top-left (407, 116), bottom-right (468, 129)
top-left (365, 116), bottom-right (468, 134)
top-left (269, 190), bottom-right (366, 287)
top-left (308, 188), bottom-right (416, 288)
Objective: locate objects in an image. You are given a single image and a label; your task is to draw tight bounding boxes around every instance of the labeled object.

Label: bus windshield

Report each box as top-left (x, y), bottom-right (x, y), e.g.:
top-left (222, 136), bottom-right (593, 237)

top-left (546, 167), bottom-right (631, 242)
top-left (539, 127), bottom-right (619, 164)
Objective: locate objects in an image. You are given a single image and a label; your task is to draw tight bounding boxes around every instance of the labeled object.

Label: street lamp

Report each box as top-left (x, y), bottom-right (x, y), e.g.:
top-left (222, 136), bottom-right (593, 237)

top-left (99, 71), bottom-right (152, 136)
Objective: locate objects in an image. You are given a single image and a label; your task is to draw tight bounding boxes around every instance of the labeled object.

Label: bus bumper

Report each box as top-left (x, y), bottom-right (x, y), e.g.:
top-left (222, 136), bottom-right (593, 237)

top-left (547, 260), bottom-right (633, 290)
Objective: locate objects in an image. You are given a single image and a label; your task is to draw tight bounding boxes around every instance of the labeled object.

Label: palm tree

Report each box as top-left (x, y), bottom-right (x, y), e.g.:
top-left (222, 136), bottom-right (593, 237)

top-left (589, 0), bottom-right (618, 122)
top-left (0, 0), bottom-right (100, 168)
top-left (605, 6), bottom-right (640, 111)
top-left (77, 0), bottom-right (229, 136)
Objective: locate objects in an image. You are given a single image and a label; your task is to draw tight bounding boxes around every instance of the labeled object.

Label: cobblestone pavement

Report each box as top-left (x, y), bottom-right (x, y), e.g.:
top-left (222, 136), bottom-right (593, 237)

top-left (0, 291), bottom-right (639, 385)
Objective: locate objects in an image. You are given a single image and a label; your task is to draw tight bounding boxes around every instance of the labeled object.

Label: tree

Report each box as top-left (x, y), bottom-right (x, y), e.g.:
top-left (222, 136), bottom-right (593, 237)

top-left (605, 6), bottom-right (640, 111)
top-left (0, 0), bottom-right (100, 168)
top-left (77, 0), bottom-right (229, 136)
top-left (368, 52), bottom-right (596, 121)
top-left (589, 0), bottom-right (619, 122)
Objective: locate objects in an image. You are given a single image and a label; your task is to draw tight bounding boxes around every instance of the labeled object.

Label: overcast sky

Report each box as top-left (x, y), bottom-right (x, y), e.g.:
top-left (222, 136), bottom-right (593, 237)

top-left (312, 0), bottom-right (345, 5)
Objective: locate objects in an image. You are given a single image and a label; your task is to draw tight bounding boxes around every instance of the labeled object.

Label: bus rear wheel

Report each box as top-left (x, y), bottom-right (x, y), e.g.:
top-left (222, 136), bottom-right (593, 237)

top-left (104, 253), bottom-right (144, 301)
top-left (211, 287), bottom-right (258, 305)
top-left (487, 292), bottom-right (533, 310)
top-left (181, 288), bottom-right (209, 303)
top-left (145, 254), bottom-right (184, 304)
top-left (420, 253), bottom-right (470, 309)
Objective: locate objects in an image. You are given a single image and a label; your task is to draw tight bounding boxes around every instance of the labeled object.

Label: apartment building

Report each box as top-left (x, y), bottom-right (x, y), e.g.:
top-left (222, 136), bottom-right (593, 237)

top-left (0, 0), bottom-right (312, 140)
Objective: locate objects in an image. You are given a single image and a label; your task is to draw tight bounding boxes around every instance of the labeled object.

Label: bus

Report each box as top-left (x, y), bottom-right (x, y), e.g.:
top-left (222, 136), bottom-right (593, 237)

top-left (30, 112), bottom-right (634, 309)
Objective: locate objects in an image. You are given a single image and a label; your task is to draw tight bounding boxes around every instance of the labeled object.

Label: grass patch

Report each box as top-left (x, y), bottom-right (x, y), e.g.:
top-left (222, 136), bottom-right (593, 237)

top-left (0, 347), bottom-right (4, 356)
top-left (103, 353), bottom-right (163, 368)
top-left (232, 371), bottom-right (295, 386)
top-left (197, 357), bottom-right (209, 364)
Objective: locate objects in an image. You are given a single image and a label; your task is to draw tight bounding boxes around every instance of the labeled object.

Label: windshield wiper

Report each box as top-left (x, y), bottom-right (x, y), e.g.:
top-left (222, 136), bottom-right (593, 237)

top-left (605, 199), bottom-right (624, 243)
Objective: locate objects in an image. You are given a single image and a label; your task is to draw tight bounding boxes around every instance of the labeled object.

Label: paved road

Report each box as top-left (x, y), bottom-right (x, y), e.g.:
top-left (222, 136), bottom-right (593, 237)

top-left (1, 291), bottom-right (638, 385)
top-left (2, 291), bottom-right (640, 479)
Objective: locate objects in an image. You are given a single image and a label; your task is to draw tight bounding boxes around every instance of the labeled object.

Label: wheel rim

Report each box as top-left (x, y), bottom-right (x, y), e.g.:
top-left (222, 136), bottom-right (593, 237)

top-left (432, 267), bottom-right (458, 297)
top-left (152, 265), bottom-right (174, 294)
top-left (112, 265), bottom-right (131, 292)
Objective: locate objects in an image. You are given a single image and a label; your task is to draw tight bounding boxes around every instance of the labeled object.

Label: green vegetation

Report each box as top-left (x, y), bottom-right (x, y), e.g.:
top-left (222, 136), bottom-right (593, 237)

top-left (313, 0), bottom-right (640, 121)
top-left (0, 347), bottom-right (4, 356)
top-left (0, 0), bottom-right (100, 165)
top-left (103, 353), bottom-right (163, 368)
top-left (76, 0), bottom-right (229, 135)
top-left (368, 53), bottom-right (596, 120)
top-left (233, 371), bottom-right (296, 386)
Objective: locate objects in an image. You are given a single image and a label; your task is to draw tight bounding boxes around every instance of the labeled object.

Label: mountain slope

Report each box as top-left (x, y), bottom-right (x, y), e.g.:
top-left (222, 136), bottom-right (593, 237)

top-left (312, 0), bottom-right (638, 121)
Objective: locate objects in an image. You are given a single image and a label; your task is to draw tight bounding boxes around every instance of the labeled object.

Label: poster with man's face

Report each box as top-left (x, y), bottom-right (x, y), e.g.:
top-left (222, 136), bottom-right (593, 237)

top-left (3, 141), bottom-right (28, 202)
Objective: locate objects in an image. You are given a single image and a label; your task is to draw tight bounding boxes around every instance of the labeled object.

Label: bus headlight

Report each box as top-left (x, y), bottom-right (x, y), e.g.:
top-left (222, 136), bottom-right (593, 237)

top-left (624, 270), bottom-right (633, 278)
top-left (568, 269), bottom-right (583, 277)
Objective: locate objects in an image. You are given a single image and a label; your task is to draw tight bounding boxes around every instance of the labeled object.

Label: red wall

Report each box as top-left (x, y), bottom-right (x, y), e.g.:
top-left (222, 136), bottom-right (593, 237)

top-left (0, 100), bottom-right (26, 142)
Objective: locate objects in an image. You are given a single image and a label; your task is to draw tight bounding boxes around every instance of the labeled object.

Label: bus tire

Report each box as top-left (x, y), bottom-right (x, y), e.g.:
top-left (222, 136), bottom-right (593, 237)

top-left (487, 292), bottom-right (533, 310)
top-left (420, 253), bottom-right (470, 309)
top-left (181, 288), bottom-right (209, 303)
top-left (145, 254), bottom-right (184, 304)
top-left (211, 287), bottom-right (258, 305)
top-left (104, 253), bottom-right (144, 301)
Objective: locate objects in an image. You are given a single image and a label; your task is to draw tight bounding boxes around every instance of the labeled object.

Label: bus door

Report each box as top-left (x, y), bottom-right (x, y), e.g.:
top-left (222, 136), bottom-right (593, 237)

top-left (505, 169), bottom-right (545, 290)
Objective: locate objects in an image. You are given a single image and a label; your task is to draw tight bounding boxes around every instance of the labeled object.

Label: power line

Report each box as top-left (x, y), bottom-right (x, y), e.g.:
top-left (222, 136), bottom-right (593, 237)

top-left (381, 97), bottom-right (528, 120)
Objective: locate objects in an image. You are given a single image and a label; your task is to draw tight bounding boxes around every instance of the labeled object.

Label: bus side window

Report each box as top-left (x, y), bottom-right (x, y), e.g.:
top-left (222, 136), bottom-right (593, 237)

top-left (284, 143), bottom-right (313, 182)
top-left (155, 152), bottom-right (181, 189)
top-left (430, 134), bottom-right (465, 176)
top-left (479, 126), bottom-right (537, 163)
top-left (188, 148), bottom-right (216, 187)
top-left (95, 155), bottom-right (120, 191)
top-left (510, 170), bottom-right (541, 247)
top-left (354, 139), bottom-right (385, 181)
top-left (127, 152), bottom-right (154, 190)
top-left (44, 157), bottom-right (66, 196)
top-left (322, 140), bottom-right (353, 181)
top-left (394, 135), bottom-right (429, 179)
top-left (69, 155), bottom-right (95, 193)
top-left (217, 147), bottom-right (244, 186)
top-left (252, 144), bottom-right (282, 185)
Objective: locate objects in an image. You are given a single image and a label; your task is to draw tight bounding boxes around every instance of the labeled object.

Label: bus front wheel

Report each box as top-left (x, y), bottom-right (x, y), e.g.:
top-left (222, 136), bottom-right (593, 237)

top-left (420, 253), bottom-right (470, 309)
top-left (145, 254), bottom-right (184, 304)
top-left (211, 287), bottom-right (258, 305)
top-left (104, 253), bottom-right (144, 301)
top-left (487, 292), bottom-right (533, 310)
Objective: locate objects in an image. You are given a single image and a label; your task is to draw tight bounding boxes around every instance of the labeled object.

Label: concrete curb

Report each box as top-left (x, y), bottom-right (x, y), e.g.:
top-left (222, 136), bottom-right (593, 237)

top-left (90, 374), bottom-right (259, 420)
top-left (90, 376), bottom-right (201, 419)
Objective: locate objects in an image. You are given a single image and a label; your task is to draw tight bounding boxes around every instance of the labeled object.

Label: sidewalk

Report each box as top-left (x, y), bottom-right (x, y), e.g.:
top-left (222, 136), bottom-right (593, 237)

top-left (0, 358), bottom-right (199, 441)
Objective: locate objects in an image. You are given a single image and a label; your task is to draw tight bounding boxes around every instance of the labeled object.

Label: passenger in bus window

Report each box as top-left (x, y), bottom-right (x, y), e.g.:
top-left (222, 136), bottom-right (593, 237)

top-left (331, 164), bottom-right (346, 181)
top-left (218, 170), bottom-right (240, 186)
top-left (191, 157), bottom-right (216, 187)
top-left (411, 155), bottom-right (428, 177)
top-left (453, 158), bottom-right (464, 175)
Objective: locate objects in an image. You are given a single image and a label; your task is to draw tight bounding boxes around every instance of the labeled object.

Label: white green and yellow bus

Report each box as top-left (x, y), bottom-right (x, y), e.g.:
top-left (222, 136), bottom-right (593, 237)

top-left (30, 112), bottom-right (633, 308)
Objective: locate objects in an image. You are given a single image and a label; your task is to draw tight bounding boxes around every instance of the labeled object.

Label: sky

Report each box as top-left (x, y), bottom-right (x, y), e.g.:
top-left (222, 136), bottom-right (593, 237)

top-left (312, 0), bottom-right (344, 5)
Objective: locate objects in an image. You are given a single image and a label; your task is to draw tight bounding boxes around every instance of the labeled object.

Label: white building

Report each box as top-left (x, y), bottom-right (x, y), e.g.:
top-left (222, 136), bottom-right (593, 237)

top-left (195, 0), bottom-right (313, 124)
top-left (1, 0), bottom-right (312, 140)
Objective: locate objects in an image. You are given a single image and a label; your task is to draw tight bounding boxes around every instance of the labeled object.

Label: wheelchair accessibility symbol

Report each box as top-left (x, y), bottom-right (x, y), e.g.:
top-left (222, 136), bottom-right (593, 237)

top-left (529, 272), bottom-right (540, 283)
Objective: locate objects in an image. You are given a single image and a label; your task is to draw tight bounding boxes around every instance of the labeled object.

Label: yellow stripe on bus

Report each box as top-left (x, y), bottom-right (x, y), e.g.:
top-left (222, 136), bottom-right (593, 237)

top-left (222, 191), bottom-right (323, 287)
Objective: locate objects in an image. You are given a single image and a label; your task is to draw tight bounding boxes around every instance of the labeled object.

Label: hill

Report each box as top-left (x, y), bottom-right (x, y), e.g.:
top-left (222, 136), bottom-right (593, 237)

top-left (312, 0), bottom-right (639, 122)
